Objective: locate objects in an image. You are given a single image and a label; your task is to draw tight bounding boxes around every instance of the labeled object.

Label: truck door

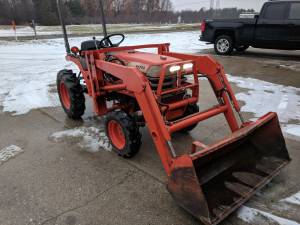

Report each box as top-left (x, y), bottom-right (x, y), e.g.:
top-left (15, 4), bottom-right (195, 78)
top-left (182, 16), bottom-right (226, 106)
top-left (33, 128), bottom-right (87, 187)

top-left (255, 2), bottom-right (289, 48)
top-left (287, 2), bottom-right (300, 49)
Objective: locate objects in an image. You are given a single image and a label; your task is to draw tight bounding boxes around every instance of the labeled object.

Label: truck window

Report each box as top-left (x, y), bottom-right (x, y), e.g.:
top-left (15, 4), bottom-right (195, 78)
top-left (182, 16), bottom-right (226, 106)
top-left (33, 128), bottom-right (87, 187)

top-left (263, 3), bottom-right (286, 20)
top-left (289, 3), bottom-right (300, 19)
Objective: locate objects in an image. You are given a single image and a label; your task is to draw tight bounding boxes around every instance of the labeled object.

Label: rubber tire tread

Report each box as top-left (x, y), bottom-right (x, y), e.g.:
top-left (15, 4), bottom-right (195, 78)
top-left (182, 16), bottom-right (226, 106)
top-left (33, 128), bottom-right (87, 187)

top-left (179, 104), bottom-right (200, 133)
top-left (214, 35), bottom-right (234, 55)
top-left (106, 111), bottom-right (142, 158)
top-left (57, 69), bottom-right (85, 119)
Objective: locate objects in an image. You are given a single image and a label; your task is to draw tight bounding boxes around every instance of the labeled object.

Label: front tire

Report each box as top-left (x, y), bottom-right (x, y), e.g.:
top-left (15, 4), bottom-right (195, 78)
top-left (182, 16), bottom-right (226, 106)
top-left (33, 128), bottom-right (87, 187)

top-left (105, 111), bottom-right (142, 158)
top-left (214, 35), bottom-right (234, 55)
top-left (179, 104), bottom-right (200, 133)
top-left (57, 70), bottom-right (85, 119)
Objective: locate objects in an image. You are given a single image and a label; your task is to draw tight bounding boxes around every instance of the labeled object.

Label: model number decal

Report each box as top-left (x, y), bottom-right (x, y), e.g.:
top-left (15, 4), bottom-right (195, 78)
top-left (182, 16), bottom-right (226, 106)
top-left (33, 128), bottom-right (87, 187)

top-left (128, 62), bottom-right (149, 73)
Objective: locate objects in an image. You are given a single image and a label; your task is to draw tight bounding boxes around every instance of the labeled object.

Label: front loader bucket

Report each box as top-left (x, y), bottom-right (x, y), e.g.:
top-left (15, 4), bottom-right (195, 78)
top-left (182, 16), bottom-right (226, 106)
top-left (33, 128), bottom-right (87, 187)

top-left (167, 112), bottom-right (290, 225)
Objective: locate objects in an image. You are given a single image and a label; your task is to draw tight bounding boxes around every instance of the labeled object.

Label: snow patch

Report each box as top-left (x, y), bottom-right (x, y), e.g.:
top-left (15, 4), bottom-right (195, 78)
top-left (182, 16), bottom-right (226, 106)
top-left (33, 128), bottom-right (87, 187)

top-left (0, 39), bottom-right (74, 115)
top-left (284, 125), bottom-right (300, 141)
top-left (237, 206), bottom-right (300, 225)
top-left (0, 26), bottom-right (61, 37)
top-left (237, 206), bottom-right (258, 223)
top-left (0, 24), bottom-right (201, 38)
top-left (0, 145), bottom-right (23, 164)
top-left (50, 127), bottom-right (112, 152)
top-left (227, 75), bottom-right (300, 123)
top-left (0, 31), bottom-right (211, 115)
top-left (281, 192), bottom-right (300, 206)
top-left (122, 31), bottom-right (212, 53)
top-left (273, 202), bottom-right (292, 211)
top-left (227, 75), bottom-right (300, 138)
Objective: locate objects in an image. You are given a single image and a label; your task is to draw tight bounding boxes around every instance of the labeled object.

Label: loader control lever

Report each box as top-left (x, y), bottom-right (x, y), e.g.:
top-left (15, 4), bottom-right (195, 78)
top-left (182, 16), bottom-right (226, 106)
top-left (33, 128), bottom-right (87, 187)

top-left (100, 34), bottom-right (125, 48)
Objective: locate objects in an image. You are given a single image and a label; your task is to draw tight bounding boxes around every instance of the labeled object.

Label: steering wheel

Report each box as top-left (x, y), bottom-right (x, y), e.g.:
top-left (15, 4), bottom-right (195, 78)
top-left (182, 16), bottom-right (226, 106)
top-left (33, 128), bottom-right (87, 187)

top-left (100, 34), bottom-right (125, 48)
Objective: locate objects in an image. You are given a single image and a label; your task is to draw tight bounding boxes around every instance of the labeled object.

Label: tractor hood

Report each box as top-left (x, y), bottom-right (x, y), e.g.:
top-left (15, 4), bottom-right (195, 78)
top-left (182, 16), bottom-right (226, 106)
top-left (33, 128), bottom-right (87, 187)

top-left (109, 50), bottom-right (181, 74)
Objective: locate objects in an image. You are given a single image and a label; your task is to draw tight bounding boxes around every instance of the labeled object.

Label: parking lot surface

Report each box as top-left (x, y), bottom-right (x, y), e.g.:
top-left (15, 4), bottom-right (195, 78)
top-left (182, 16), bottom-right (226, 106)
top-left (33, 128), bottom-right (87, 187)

top-left (0, 47), bottom-right (299, 225)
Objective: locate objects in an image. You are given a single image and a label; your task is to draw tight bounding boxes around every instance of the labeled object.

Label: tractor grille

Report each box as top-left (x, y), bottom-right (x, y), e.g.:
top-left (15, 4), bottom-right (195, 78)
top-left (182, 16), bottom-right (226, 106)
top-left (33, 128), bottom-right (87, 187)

top-left (147, 76), bottom-right (187, 91)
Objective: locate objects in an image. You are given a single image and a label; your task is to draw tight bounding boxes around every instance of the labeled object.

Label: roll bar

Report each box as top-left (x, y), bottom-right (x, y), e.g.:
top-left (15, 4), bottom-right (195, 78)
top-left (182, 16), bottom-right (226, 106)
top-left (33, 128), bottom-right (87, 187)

top-left (57, 0), bottom-right (70, 54)
top-left (56, 0), bottom-right (108, 54)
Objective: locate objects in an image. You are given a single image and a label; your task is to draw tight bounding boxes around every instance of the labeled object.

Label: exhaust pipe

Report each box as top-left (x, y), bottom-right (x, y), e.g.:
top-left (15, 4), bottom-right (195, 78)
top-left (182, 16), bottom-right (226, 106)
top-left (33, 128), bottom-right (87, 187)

top-left (99, 0), bottom-right (108, 38)
top-left (56, 0), bottom-right (108, 55)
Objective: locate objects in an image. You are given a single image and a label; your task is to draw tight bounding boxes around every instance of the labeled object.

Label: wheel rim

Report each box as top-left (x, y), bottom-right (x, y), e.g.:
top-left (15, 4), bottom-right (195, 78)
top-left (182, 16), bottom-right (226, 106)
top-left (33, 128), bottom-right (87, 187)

top-left (217, 39), bottom-right (230, 53)
top-left (108, 120), bottom-right (126, 150)
top-left (60, 82), bottom-right (71, 109)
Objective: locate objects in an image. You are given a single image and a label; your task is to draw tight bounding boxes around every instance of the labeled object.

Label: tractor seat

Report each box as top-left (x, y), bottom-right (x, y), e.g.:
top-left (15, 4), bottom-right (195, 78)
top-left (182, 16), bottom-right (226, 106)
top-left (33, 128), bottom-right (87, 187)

top-left (81, 40), bottom-right (101, 51)
top-left (80, 40), bottom-right (101, 70)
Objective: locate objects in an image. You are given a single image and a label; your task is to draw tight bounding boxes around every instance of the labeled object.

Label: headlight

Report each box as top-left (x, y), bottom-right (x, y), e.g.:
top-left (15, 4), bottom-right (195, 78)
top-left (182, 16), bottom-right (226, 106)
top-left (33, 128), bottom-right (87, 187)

top-left (169, 65), bottom-right (181, 73)
top-left (183, 63), bottom-right (193, 70)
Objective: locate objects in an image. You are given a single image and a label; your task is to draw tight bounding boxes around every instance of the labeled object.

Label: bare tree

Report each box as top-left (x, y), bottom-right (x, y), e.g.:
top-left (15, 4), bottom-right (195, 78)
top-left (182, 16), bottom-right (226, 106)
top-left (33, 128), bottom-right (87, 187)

top-left (0, 0), bottom-right (255, 25)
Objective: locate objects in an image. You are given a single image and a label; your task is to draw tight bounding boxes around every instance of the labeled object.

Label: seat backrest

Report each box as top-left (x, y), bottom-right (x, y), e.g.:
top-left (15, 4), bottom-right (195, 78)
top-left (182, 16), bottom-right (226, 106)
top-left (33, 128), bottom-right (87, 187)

top-left (81, 40), bottom-right (101, 51)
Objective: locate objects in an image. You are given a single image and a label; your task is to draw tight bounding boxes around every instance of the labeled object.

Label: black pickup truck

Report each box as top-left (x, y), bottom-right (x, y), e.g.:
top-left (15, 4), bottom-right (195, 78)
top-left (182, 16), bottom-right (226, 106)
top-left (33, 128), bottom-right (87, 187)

top-left (200, 0), bottom-right (300, 55)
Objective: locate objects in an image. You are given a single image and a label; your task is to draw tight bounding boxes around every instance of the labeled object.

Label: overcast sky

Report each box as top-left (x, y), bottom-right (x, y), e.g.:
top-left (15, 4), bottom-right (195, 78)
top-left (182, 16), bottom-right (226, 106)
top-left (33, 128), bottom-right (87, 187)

top-left (171, 0), bottom-right (268, 12)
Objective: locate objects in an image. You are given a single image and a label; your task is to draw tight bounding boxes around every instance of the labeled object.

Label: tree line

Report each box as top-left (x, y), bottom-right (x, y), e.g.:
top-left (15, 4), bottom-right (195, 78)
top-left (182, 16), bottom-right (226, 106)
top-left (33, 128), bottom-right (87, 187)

top-left (0, 0), bottom-right (255, 25)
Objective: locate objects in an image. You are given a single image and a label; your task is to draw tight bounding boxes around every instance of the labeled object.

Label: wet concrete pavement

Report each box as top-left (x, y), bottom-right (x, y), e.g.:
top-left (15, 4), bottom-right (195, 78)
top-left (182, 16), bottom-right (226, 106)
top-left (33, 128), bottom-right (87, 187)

top-left (0, 48), bottom-right (300, 225)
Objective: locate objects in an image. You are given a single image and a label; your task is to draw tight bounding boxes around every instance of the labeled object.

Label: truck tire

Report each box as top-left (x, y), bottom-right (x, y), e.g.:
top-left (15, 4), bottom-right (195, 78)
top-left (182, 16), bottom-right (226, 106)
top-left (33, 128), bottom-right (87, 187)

top-left (179, 104), bottom-right (200, 133)
top-left (235, 45), bottom-right (249, 52)
top-left (57, 70), bottom-right (85, 119)
top-left (105, 111), bottom-right (142, 158)
top-left (214, 35), bottom-right (234, 55)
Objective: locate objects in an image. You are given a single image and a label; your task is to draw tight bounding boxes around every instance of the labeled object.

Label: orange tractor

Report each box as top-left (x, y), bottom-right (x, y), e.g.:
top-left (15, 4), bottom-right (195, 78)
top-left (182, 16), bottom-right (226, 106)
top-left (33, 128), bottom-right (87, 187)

top-left (56, 1), bottom-right (290, 224)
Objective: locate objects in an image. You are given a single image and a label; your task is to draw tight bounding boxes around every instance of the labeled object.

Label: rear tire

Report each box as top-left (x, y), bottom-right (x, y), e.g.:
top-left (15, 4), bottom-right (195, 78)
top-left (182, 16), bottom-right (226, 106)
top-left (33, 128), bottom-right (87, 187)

top-left (214, 35), bottom-right (234, 55)
top-left (105, 111), bottom-right (142, 158)
top-left (235, 45), bottom-right (249, 52)
top-left (179, 104), bottom-right (200, 133)
top-left (57, 70), bottom-right (85, 119)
